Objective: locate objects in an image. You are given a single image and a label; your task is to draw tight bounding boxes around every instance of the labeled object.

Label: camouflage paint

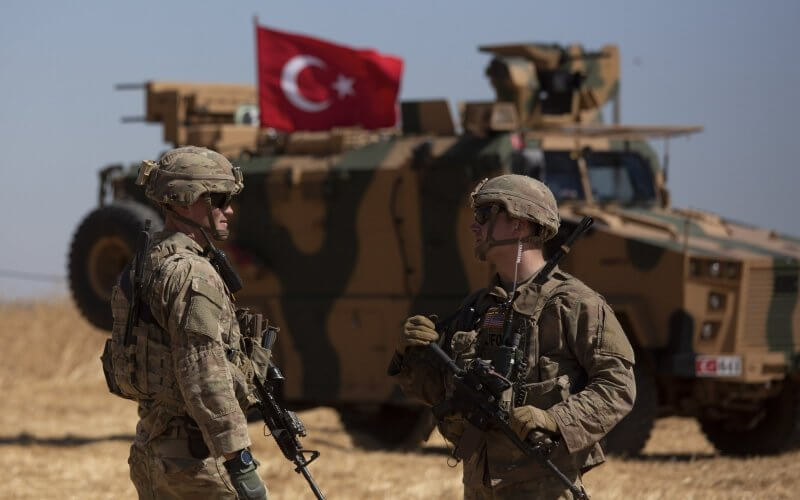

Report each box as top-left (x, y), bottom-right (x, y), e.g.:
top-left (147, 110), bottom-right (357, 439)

top-left (625, 238), bottom-right (666, 271)
top-left (235, 143), bottom-right (392, 400)
top-left (409, 135), bottom-right (504, 317)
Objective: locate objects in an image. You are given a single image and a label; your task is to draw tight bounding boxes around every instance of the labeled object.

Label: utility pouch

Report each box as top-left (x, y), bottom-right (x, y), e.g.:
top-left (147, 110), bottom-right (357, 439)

top-left (101, 338), bottom-right (127, 399)
top-left (237, 309), bottom-right (275, 380)
top-left (250, 340), bottom-right (272, 381)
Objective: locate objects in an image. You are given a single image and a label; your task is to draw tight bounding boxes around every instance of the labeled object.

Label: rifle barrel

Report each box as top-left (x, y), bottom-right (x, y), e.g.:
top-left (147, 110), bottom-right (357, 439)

top-left (297, 464), bottom-right (325, 500)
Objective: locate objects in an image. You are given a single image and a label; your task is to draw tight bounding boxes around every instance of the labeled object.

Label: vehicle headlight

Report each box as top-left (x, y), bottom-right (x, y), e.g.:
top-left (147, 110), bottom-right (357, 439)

top-left (689, 258), bottom-right (741, 281)
top-left (700, 321), bottom-right (719, 340)
top-left (708, 292), bottom-right (725, 311)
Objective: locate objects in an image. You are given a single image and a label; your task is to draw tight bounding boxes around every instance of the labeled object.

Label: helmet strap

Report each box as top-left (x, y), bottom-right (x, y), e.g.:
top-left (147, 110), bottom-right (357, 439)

top-left (476, 206), bottom-right (536, 260)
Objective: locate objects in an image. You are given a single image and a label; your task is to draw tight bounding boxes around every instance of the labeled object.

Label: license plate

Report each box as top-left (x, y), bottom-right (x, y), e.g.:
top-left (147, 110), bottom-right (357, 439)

top-left (695, 355), bottom-right (742, 377)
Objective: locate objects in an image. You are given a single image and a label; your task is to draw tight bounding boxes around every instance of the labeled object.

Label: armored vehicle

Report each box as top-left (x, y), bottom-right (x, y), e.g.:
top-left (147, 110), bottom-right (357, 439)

top-left (69, 42), bottom-right (800, 455)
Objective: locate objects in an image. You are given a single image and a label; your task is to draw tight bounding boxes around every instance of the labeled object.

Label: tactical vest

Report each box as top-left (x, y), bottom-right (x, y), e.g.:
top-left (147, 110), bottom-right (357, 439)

top-left (100, 251), bottom-right (272, 412)
top-left (445, 275), bottom-right (572, 411)
top-left (101, 257), bottom-right (184, 411)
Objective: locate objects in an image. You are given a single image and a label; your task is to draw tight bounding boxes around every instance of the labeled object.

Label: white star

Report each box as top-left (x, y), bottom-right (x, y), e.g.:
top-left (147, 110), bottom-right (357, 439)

top-left (331, 74), bottom-right (355, 99)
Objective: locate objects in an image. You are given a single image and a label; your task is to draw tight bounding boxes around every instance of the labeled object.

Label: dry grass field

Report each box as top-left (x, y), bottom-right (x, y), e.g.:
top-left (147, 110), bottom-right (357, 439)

top-left (0, 299), bottom-right (798, 499)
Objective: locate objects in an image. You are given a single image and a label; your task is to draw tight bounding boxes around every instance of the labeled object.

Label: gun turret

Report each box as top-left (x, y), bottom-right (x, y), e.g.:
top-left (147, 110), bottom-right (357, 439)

top-left (479, 43), bottom-right (620, 127)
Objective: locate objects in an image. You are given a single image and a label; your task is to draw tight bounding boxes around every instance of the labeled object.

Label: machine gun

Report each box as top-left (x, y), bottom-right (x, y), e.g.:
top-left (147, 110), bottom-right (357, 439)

top-left (428, 343), bottom-right (588, 500)
top-left (253, 329), bottom-right (325, 500)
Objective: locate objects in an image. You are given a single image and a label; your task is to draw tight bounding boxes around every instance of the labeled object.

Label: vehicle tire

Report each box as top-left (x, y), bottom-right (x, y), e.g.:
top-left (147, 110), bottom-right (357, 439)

top-left (604, 361), bottom-right (657, 456)
top-left (699, 380), bottom-right (800, 455)
top-left (68, 201), bottom-right (163, 331)
top-left (338, 404), bottom-right (434, 450)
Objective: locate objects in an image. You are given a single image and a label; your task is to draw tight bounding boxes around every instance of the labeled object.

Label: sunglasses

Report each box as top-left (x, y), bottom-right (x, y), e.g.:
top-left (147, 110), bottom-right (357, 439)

top-left (473, 204), bottom-right (503, 225)
top-left (209, 192), bottom-right (234, 210)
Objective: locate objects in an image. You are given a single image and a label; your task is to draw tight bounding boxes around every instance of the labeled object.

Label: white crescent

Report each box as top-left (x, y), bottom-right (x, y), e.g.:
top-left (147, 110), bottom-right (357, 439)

top-left (280, 55), bottom-right (330, 113)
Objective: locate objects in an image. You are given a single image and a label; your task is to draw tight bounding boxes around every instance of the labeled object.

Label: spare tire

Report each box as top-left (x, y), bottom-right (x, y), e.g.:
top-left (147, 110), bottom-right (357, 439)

top-left (68, 201), bottom-right (162, 330)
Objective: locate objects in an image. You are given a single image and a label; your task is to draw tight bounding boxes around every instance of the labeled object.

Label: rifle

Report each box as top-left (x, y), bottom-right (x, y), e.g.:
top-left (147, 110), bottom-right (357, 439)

top-left (123, 219), bottom-right (152, 347)
top-left (253, 329), bottom-right (325, 500)
top-left (429, 343), bottom-right (588, 500)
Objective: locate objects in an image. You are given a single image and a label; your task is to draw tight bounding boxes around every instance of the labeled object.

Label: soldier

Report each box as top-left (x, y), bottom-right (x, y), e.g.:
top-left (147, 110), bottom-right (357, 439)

top-left (105, 147), bottom-right (268, 499)
top-left (394, 174), bottom-right (636, 499)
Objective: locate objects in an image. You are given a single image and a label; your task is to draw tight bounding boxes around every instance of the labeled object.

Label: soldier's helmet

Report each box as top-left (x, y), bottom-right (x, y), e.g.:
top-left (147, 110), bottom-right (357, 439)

top-left (470, 174), bottom-right (560, 241)
top-left (136, 146), bottom-right (244, 206)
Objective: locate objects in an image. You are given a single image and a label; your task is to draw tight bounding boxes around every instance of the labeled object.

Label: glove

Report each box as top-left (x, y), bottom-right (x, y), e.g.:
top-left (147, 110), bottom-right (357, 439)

top-left (510, 405), bottom-right (559, 443)
top-left (225, 454), bottom-right (268, 500)
top-left (398, 315), bottom-right (439, 353)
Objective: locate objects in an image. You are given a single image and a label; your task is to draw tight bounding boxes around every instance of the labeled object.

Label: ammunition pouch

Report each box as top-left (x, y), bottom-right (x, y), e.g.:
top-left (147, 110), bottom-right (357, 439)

top-left (236, 308), bottom-right (275, 382)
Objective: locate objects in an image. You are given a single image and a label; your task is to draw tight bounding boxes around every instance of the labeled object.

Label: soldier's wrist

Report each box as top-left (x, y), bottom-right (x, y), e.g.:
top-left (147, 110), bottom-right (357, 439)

top-left (224, 448), bottom-right (256, 474)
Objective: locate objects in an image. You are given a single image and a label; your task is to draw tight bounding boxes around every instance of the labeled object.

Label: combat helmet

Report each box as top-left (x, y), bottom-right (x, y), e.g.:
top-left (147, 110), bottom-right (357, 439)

top-left (470, 174), bottom-right (560, 259)
top-left (136, 146), bottom-right (244, 240)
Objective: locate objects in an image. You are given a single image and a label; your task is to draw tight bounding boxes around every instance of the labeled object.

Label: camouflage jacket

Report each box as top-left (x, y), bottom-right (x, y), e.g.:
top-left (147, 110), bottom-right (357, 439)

top-left (397, 267), bottom-right (636, 486)
top-left (114, 231), bottom-right (253, 457)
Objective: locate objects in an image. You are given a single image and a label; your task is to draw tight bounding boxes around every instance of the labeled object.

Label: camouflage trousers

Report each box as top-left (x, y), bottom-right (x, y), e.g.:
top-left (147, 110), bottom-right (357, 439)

top-left (129, 437), bottom-right (242, 499)
top-left (463, 472), bottom-right (585, 500)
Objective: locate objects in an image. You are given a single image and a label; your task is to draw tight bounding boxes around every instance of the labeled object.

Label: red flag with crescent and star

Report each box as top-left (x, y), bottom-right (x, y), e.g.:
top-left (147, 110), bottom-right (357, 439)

top-left (256, 25), bottom-right (403, 132)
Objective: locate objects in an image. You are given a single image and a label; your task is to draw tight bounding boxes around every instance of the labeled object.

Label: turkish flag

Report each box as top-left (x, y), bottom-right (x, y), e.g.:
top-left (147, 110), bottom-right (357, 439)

top-left (256, 25), bottom-right (403, 132)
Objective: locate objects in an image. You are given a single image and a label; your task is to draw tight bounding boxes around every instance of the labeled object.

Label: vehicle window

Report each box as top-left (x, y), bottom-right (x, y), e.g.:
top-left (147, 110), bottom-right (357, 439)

top-left (515, 150), bottom-right (655, 204)
top-left (539, 152), bottom-right (585, 202)
top-left (585, 152), bottom-right (656, 204)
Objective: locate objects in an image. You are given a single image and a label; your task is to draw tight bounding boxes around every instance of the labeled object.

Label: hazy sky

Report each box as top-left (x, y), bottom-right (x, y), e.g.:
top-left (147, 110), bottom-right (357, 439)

top-left (1, 0), bottom-right (798, 299)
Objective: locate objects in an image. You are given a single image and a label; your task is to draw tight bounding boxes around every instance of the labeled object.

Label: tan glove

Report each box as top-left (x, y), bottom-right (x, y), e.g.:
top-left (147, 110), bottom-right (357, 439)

top-left (510, 405), bottom-right (559, 442)
top-left (398, 315), bottom-right (439, 353)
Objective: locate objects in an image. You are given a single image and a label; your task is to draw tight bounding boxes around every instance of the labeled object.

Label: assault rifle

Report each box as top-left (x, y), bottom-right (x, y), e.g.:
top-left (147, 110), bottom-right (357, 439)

top-left (429, 343), bottom-right (588, 500)
top-left (254, 329), bottom-right (325, 500)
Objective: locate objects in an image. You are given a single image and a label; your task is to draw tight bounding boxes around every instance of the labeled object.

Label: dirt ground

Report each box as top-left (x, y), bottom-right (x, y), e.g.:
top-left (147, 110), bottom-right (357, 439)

top-left (1, 299), bottom-right (797, 499)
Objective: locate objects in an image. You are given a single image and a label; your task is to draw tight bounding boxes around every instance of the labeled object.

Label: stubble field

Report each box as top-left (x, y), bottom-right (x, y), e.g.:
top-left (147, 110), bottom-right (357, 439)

top-left (0, 299), bottom-right (797, 499)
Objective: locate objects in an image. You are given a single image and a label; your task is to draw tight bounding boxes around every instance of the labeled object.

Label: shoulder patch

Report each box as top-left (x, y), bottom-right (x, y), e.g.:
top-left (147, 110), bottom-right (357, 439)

top-left (190, 276), bottom-right (224, 306)
top-left (182, 276), bottom-right (225, 339)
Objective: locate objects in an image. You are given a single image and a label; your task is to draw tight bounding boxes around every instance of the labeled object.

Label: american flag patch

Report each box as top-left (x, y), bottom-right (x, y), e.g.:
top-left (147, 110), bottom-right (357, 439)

top-left (482, 309), bottom-right (506, 330)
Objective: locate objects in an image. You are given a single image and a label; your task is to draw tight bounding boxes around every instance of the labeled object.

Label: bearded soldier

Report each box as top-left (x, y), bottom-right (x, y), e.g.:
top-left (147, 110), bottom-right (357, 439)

top-left (102, 146), bottom-right (270, 499)
top-left (393, 174), bottom-right (636, 499)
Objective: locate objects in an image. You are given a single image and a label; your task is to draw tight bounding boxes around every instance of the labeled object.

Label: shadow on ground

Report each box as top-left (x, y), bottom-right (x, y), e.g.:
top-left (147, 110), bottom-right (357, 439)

top-left (0, 432), bottom-right (135, 447)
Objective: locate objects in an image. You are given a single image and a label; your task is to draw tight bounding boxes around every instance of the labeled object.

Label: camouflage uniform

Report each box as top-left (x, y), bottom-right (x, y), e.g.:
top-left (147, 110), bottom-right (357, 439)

top-left (117, 231), bottom-right (254, 499)
top-left (396, 175), bottom-right (636, 499)
top-left (106, 147), bottom-right (266, 499)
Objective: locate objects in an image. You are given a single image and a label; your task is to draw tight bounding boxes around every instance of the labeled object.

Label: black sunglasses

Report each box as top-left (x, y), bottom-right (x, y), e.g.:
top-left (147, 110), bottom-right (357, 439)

top-left (209, 192), bottom-right (234, 210)
top-left (473, 204), bottom-right (503, 225)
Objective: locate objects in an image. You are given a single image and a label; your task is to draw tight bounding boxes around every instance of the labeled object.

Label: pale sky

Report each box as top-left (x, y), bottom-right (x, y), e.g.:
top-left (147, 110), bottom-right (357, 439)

top-left (1, 0), bottom-right (798, 298)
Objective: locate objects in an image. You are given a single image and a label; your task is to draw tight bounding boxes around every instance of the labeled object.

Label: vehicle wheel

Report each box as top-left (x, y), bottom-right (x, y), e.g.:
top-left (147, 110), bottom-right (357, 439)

top-left (699, 380), bottom-right (800, 455)
top-left (68, 201), bottom-right (162, 331)
top-left (604, 361), bottom-right (657, 456)
top-left (338, 404), bottom-right (434, 450)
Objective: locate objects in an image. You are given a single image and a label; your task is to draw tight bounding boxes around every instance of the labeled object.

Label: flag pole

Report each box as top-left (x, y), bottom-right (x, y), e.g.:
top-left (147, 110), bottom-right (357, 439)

top-left (252, 15), bottom-right (263, 129)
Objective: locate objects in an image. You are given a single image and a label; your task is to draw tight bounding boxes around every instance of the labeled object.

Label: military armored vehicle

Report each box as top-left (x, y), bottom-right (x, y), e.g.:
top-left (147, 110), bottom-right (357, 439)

top-left (69, 42), bottom-right (800, 455)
